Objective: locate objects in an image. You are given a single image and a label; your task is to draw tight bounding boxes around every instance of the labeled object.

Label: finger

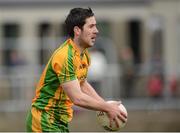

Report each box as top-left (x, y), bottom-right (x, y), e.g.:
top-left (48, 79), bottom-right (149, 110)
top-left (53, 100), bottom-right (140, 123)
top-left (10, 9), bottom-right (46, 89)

top-left (114, 117), bottom-right (120, 128)
top-left (117, 114), bottom-right (127, 123)
top-left (109, 118), bottom-right (113, 128)
top-left (120, 111), bottom-right (128, 119)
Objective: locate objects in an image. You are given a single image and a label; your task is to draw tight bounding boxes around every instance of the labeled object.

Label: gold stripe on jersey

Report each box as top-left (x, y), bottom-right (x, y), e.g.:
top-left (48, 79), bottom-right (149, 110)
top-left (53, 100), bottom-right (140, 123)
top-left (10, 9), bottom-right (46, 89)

top-left (31, 38), bottom-right (90, 124)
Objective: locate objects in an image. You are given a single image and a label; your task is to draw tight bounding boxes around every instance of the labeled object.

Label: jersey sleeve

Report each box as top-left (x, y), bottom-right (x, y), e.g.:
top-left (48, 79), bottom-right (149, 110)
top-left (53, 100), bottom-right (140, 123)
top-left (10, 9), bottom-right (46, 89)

top-left (51, 50), bottom-right (77, 84)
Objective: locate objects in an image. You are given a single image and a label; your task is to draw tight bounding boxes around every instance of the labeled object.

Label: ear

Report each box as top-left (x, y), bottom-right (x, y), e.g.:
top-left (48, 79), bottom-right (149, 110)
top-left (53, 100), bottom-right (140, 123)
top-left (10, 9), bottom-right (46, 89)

top-left (74, 26), bottom-right (81, 36)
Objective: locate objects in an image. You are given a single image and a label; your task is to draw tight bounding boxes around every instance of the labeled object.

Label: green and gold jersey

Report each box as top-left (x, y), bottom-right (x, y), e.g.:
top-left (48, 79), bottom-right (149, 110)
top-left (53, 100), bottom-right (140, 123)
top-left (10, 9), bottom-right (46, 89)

top-left (32, 38), bottom-right (90, 123)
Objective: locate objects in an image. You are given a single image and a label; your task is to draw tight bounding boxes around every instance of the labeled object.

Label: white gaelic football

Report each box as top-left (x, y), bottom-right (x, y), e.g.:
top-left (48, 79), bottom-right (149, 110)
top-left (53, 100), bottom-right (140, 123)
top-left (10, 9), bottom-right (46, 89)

top-left (96, 101), bottom-right (128, 131)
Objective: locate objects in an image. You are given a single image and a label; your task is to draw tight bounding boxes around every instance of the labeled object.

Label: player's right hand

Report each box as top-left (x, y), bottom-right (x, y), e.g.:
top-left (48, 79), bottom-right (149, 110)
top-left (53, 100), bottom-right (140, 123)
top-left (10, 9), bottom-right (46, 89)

top-left (106, 102), bottom-right (127, 128)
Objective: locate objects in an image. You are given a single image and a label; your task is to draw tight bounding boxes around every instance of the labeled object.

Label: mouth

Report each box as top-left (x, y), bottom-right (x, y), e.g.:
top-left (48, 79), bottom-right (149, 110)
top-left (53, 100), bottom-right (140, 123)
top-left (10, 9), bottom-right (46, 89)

top-left (91, 36), bottom-right (96, 42)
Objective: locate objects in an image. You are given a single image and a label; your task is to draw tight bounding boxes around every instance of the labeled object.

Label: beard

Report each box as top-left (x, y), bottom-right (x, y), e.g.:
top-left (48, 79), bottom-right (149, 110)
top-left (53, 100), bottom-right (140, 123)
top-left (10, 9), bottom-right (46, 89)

top-left (79, 38), bottom-right (94, 48)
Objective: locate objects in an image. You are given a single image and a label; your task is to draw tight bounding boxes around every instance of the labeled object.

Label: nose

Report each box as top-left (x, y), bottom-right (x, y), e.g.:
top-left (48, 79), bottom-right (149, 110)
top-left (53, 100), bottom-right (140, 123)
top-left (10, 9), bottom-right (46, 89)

top-left (95, 26), bottom-right (99, 34)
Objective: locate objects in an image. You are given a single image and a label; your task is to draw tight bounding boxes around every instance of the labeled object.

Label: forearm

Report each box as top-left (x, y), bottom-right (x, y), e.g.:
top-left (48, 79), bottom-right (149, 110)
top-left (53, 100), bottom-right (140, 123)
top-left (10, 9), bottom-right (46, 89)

top-left (80, 80), bottom-right (105, 102)
top-left (73, 91), bottom-right (109, 112)
top-left (61, 80), bottom-right (127, 125)
top-left (62, 79), bottom-right (108, 112)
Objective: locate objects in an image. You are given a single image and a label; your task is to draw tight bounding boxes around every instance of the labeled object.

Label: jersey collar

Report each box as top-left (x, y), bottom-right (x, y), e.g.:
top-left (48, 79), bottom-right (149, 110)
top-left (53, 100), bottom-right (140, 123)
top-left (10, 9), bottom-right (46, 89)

top-left (68, 38), bottom-right (87, 56)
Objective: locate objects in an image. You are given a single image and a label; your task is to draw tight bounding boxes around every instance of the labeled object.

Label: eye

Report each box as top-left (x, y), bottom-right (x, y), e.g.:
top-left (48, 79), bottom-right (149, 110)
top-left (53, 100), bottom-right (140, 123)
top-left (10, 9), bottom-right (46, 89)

top-left (89, 24), bottom-right (96, 28)
top-left (89, 25), bottom-right (93, 28)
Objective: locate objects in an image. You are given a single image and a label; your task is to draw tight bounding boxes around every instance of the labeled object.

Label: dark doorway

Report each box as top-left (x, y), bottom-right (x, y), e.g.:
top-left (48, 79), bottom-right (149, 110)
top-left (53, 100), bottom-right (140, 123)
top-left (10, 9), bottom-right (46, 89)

top-left (128, 20), bottom-right (141, 64)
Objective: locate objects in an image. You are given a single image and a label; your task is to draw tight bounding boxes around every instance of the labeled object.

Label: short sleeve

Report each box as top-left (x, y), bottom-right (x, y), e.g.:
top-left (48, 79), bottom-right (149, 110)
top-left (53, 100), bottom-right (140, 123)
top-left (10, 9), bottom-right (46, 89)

top-left (52, 50), bottom-right (77, 84)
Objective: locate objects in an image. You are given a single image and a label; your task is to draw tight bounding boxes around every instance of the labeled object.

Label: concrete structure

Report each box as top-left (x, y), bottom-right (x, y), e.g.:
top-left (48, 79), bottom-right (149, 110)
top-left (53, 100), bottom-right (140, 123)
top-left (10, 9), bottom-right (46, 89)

top-left (0, 0), bottom-right (180, 100)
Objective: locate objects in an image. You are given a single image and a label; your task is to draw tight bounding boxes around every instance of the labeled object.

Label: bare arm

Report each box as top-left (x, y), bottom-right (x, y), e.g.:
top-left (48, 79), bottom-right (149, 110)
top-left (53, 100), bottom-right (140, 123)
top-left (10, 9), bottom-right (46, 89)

top-left (61, 79), bottom-right (107, 111)
top-left (80, 80), bottom-right (104, 102)
top-left (61, 79), bottom-right (127, 127)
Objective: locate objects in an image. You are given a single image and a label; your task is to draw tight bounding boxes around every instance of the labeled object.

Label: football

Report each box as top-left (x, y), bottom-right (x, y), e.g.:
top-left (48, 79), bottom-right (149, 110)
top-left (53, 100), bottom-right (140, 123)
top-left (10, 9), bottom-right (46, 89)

top-left (96, 101), bottom-right (128, 131)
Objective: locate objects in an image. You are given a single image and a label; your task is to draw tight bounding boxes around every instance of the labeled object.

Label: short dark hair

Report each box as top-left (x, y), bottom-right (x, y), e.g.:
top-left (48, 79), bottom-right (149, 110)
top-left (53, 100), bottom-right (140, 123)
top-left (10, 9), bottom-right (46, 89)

top-left (65, 7), bottom-right (94, 38)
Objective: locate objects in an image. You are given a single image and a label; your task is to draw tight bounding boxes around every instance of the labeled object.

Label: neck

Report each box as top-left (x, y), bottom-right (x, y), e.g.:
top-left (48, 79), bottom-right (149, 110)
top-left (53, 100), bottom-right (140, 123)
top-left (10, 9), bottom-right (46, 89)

top-left (72, 37), bottom-right (86, 54)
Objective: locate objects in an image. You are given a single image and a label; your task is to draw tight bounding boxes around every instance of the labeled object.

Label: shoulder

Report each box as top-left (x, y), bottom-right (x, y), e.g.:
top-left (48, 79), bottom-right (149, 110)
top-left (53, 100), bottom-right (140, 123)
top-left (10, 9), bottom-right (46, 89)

top-left (54, 40), bottom-right (76, 59)
top-left (51, 41), bottom-right (73, 65)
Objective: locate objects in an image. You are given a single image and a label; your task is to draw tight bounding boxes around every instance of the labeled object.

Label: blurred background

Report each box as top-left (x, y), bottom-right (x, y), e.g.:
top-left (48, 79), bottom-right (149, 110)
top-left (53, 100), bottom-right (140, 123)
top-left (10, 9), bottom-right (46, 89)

top-left (0, 0), bottom-right (180, 132)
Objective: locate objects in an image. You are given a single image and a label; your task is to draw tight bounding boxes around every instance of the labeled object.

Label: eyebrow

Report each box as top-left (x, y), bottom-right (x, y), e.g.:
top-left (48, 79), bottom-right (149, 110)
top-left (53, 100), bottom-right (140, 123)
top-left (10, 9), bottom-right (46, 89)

top-left (89, 23), bottom-right (97, 26)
